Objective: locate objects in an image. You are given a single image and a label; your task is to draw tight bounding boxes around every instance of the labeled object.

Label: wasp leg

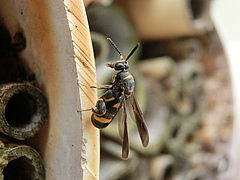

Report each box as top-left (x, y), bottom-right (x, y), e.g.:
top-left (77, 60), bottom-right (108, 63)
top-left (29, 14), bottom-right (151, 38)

top-left (77, 108), bottom-right (92, 112)
top-left (90, 85), bottom-right (112, 90)
top-left (92, 98), bottom-right (106, 115)
top-left (111, 75), bottom-right (116, 84)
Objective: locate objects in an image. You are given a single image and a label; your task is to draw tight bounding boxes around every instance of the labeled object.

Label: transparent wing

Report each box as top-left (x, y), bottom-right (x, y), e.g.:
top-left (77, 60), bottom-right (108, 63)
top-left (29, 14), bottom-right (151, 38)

top-left (117, 102), bottom-right (125, 139)
top-left (126, 93), bottom-right (149, 147)
top-left (117, 92), bottom-right (129, 159)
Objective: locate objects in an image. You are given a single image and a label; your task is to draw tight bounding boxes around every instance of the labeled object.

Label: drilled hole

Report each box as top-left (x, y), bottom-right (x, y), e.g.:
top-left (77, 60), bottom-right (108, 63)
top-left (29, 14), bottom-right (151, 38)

top-left (190, 0), bottom-right (206, 19)
top-left (187, 133), bottom-right (194, 143)
top-left (189, 71), bottom-right (199, 82)
top-left (171, 126), bottom-right (179, 139)
top-left (5, 93), bottom-right (37, 127)
top-left (163, 165), bottom-right (174, 180)
top-left (92, 40), bottom-right (102, 59)
top-left (3, 157), bottom-right (35, 180)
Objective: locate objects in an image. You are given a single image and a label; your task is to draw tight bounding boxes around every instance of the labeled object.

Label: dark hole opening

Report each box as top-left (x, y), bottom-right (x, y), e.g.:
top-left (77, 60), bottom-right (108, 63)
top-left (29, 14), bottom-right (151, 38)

top-left (5, 93), bottom-right (37, 127)
top-left (163, 165), bottom-right (174, 180)
top-left (189, 72), bottom-right (199, 82)
top-left (187, 46), bottom-right (197, 58)
top-left (92, 40), bottom-right (102, 59)
top-left (186, 133), bottom-right (194, 143)
top-left (3, 157), bottom-right (35, 180)
top-left (190, 0), bottom-right (206, 19)
top-left (171, 126), bottom-right (179, 139)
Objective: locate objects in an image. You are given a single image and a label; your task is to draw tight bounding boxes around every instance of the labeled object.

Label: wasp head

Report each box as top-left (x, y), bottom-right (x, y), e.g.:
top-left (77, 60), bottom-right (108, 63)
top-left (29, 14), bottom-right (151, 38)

top-left (106, 59), bottom-right (129, 71)
top-left (106, 38), bottom-right (140, 71)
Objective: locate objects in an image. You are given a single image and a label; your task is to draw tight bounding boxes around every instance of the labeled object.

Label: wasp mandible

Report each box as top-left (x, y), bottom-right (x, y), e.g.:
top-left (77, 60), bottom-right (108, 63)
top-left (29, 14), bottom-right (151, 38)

top-left (91, 38), bottom-right (149, 159)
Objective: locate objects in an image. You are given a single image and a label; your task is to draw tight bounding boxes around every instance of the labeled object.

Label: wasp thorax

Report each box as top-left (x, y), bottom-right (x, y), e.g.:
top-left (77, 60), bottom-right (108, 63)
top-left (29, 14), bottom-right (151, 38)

top-left (106, 61), bottom-right (129, 71)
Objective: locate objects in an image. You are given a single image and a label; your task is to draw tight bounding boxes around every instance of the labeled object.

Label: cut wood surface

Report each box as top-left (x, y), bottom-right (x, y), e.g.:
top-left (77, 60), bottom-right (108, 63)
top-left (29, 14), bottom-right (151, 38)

top-left (0, 0), bottom-right (99, 179)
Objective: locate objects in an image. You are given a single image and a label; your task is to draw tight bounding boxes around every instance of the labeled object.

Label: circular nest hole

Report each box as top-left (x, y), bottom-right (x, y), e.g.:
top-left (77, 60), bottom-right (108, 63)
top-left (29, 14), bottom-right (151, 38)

top-left (3, 157), bottom-right (35, 180)
top-left (163, 165), bottom-right (174, 180)
top-left (93, 40), bottom-right (102, 59)
top-left (190, 0), bottom-right (206, 19)
top-left (5, 92), bottom-right (37, 128)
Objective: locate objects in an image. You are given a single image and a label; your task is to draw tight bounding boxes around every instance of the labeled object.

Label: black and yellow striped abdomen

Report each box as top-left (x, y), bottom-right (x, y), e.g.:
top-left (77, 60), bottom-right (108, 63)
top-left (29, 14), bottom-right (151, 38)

top-left (91, 90), bottom-right (121, 128)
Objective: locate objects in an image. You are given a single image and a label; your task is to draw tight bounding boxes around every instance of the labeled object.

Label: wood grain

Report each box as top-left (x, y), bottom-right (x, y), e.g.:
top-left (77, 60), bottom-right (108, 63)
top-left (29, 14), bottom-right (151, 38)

top-left (0, 0), bottom-right (99, 179)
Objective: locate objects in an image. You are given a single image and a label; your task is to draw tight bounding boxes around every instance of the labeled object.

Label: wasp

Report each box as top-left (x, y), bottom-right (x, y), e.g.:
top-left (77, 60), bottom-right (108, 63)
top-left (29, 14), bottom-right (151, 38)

top-left (91, 38), bottom-right (149, 158)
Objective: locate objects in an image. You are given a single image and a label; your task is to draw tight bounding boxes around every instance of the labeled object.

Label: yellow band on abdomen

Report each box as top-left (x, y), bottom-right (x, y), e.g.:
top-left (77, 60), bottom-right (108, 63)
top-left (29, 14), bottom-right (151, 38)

top-left (93, 114), bottom-right (112, 123)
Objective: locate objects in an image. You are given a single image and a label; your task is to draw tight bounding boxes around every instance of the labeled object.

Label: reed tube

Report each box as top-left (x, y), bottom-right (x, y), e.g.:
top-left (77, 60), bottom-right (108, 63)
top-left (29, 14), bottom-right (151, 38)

top-left (0, 141), bottom-right (45, 180)
top-left (0, 83), bottom-right (48, 140)
top-left (119, 0), bottom-right (213, 39)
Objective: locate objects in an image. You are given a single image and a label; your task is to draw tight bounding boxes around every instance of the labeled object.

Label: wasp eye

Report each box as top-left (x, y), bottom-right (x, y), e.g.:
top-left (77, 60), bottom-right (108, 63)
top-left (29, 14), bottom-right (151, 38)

top-left (115, 62), bottom-right (124, 69)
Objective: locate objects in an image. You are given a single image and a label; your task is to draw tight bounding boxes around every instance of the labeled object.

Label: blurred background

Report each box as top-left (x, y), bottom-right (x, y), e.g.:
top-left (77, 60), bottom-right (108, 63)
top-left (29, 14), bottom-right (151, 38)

top-left (84, 0), bottom-right (240, 179)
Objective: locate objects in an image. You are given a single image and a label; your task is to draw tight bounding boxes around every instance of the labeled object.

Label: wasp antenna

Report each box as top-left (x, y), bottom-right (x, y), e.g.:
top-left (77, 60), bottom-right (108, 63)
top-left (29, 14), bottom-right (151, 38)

top-left (107, 38), bottom-right (122, 57)
top-left (126, 43), bottom-right (140, 61)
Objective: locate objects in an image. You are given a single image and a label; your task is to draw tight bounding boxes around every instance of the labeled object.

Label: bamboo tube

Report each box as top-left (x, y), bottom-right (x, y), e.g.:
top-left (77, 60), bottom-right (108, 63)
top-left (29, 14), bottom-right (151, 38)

top-left (0, 141), bottom-right (45, 180)
top-left (142, 38), bottom-right (204, 60)
top-left (0, 83), bottom-right (48, 140)
top-left (118, 0), bottom-right (213, 40)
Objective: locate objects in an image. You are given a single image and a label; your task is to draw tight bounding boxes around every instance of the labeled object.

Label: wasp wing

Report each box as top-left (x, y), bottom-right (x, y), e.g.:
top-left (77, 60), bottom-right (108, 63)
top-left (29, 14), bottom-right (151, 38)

top-left (116, 92), bottom-right (129, 159)
top-left (126, 93), bottom-right (149, 147)
top-left (117, 104), bottom-right (124, 139)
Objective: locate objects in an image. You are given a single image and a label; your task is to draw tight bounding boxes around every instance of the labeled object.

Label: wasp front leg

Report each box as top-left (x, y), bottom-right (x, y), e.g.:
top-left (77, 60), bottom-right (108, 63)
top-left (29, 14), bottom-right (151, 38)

top-left (90, 85), bottom-right (112, 90)
top-left (111, 75), bottom-right (117, 84)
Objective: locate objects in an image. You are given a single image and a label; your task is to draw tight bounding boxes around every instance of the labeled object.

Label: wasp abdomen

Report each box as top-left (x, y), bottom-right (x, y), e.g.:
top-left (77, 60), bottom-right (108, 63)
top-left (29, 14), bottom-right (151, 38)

top-left (91, 90), bottom-right (121, 129)
top-left (91, 113), bottom-right (113, 128)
